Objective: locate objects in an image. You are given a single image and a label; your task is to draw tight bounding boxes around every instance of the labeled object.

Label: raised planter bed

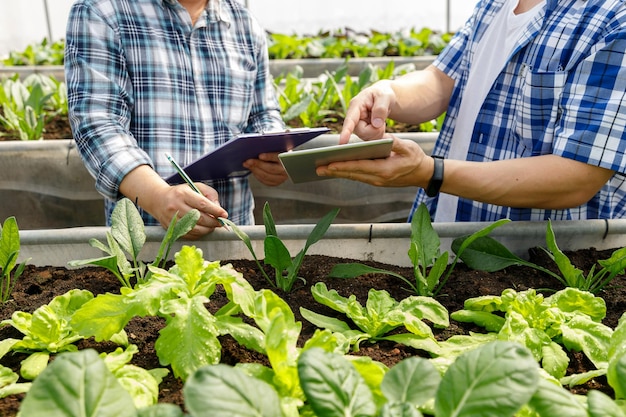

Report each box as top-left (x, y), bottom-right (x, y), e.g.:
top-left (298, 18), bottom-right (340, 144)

top-left (8, 217), bottom-right (626, 416)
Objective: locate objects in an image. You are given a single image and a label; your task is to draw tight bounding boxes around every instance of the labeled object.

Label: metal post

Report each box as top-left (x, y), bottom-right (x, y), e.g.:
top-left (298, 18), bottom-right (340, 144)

top-left (43, 0), bottom-right (53, 42)
top-left (446, 0), bottom-right (451, 33)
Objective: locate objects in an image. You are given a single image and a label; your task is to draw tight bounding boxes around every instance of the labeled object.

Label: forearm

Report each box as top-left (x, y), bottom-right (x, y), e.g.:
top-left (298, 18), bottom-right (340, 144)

top-left (388, 65), bottom-right (454, 124)
top-left (441, 155), bottom-right (614, 209)
top-left (119, 165), bottom-right (170, 214)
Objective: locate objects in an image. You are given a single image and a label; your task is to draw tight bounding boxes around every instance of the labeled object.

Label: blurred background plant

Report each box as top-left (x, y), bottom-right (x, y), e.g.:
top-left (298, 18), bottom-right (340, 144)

top-left (0, 28), bottom-right (450, 140)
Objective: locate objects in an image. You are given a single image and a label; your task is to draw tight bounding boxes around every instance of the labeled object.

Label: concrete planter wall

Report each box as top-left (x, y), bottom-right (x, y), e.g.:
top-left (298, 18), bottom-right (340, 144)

top-left (19, 220), bottom-right (626, 268)
top-left (269, 56), bottom-right (434, 78)
top-left (0, 133), bottom-right (436, 229)
top-left (0, 140), bottom-right (105, 229)
top-left (0, 56), bottom-right (435, 81)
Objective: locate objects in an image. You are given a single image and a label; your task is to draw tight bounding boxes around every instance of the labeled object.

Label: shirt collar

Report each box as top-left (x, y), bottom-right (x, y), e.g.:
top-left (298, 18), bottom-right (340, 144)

top-left (207, 0), bottom-right (231, 26)
top-left (160, 0), bottom-right (231, 26)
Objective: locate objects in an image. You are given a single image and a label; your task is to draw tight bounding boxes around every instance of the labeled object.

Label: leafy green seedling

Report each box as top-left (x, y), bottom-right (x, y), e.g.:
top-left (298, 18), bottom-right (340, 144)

top-left (301, 282), bottom-right (448, 353)
top-left (0, 216), bottom-right (28, 303)
top-left (19, 349), bottom-right (139, 417)
top-left (68, 197), bottom-right (200, 288)
top-left (70, 245), bottom-right (261, 381)
top-left (0, 338), bottom-right (30, 399)
top-left (543, 221), bottom-right (626, 293)
top-left (0, 75), bottom-right (55, 140)
top-left (454, 219), bottom-right (626, 294)
top-left (0, 289), bottom-right (99, 380)
top-left (100, 344), bottom-right (169, 409)
top-left (329, 203), bottom-right (509, 296)
top-left (222, 201), bottom-right (339, 292)
top-left (450, 287), bottom-right (612, 381)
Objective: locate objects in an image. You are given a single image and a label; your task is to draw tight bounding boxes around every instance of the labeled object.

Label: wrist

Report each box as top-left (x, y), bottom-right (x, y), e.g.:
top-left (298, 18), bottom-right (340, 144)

top-left (425, 156), bottom-right (444, 197)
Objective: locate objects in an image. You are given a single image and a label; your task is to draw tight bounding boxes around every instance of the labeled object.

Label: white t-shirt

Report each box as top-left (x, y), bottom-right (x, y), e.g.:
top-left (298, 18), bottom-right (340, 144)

top-left (435, 0), bottom-right (545, 222)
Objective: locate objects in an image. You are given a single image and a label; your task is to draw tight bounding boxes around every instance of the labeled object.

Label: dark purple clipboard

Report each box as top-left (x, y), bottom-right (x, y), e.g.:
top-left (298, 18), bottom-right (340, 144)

top-left (165, 127), bottom-right (330, 184)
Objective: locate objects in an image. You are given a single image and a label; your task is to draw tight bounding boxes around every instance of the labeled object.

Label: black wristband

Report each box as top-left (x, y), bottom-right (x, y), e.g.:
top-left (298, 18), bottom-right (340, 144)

top-left (425, 156), bottom-right (444, 197)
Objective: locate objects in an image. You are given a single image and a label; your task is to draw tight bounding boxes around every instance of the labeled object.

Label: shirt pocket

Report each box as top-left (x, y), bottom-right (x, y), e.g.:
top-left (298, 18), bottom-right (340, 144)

top-left (514, 65), bottom-right (568, 155)
top-left (219, 67), bottom-right (256, 130)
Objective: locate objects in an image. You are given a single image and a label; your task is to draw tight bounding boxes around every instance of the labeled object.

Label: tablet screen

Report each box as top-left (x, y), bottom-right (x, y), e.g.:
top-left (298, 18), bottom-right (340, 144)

top-left (278, 138), bottom-right (393, 183)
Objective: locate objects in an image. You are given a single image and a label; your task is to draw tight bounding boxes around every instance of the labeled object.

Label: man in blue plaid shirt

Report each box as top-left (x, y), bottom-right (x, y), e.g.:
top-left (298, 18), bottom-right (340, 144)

top-left (65, 0), bottom-right (287, 238)
top-left (319, 0), bottom-right (626, 222)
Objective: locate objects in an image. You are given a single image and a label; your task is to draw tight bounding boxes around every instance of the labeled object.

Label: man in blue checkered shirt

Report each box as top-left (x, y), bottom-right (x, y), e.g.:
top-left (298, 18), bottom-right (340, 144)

top-left (319, 0), bottom-right (626, 223)
top-left (65, 0), bottom-right (287, 238)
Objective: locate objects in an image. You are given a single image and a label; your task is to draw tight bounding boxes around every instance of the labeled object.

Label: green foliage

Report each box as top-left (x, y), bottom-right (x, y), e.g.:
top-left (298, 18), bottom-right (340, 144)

top-left (455, 219), bottom-right (626, 294)
top-left (222, 202), bottom-right (339, 292)
top-left (181, 341), bottom-right (553, 417)
top-left (543, 221), bottom-right (626, 293)
top-left (275, 60), bottom-right (423, 131)
top-left (4, 28), bottom-right (450, 67)
top-left (70, 245), bottom-right (259, 380)
top-left (0, 339), bottom-right (31, 399)
top-left (1, 289), bottom-right (97, 380)
top-left (18, 325), bottom-right (626, 416)
top-left (0, 216), bottom-right (27, 303)
top-left (19, 349), bottom-right (138, 417)
top-left (329, 203), bottom-right (510, 296)
top-left (68, 198), bottom-right (200, 288)
top-left (267, 27), bottom-right (452, 59)
top-left (450, 287), bottom-right (612, 382)
top-left (301, 282), bottom-right (448, 353)
top-left (0, 74), bottom-right (62, 140)
top-left (2, 38), bottom-right (65, 66)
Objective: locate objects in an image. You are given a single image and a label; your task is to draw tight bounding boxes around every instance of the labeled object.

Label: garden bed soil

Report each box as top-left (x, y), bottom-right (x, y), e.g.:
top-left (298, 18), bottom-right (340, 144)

top-left (0, 247), bottom-right (624, 415)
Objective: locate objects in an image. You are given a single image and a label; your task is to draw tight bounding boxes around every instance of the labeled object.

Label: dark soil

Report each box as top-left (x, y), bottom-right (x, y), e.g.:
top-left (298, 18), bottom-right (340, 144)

top-left (0, 247), bottom-right (624, 415)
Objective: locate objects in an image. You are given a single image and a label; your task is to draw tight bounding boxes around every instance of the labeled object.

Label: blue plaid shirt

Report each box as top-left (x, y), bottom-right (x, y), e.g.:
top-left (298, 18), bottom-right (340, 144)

top-left (65, 0), bottom-right (285, 226)
top-left (412, 0), bottom-right (626, 222)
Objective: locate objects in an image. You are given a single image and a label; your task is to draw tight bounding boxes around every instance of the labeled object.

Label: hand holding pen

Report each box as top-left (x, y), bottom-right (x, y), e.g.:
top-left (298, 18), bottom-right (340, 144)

top-left (165, 153), bottom-right (227, 226)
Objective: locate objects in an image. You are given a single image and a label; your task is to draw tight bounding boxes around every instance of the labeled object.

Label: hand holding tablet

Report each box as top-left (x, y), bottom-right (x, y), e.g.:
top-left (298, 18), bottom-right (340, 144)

top-left (278, 138), bottom-right (393, 183)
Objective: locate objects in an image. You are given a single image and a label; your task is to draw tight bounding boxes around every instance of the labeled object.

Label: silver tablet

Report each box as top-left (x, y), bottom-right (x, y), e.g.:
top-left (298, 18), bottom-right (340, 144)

top-left (278, 138), bottom-right (393, 183)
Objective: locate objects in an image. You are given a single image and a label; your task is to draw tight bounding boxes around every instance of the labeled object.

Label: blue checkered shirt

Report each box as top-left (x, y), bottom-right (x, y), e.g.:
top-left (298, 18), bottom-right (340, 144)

top-left (411, 0), bottom-right (626, 222)
top-left (65, 0), bottom-right (285, 226)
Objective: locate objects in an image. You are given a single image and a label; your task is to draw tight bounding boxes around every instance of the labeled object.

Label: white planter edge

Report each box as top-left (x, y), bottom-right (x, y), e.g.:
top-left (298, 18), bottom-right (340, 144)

top-left (19, 219), bottom-right (626, 268)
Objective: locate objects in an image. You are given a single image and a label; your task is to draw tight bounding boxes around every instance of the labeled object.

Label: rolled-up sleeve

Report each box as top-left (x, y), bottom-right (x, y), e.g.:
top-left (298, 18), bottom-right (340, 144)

top-left (65, 2), bottom-right (152, 200)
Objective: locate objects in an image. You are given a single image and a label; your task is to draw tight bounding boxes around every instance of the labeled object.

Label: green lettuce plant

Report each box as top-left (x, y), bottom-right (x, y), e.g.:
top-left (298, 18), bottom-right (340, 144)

top-left (0, 289), bottom-right (99, 380)
top-left (0, 339), bottom-right (30, 399)
top-left (70, 245), bottom-right (260, 381)
top-left (0, 216), bottom-right (27, 303)
top-left (329, 203), bottom-right (510, 296)
top-left (222, 201), bottom-right (339, 292)
top-left (68, 197), bottom-right (199, 288)
top-left (449, 287), bottom-right (612, 382)
top-left (227, 289), bottom-right (356, 416)
top-left (300, 282), bottom-right (448, 353)
top-left (100, 344), bottom-right (169, 409)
